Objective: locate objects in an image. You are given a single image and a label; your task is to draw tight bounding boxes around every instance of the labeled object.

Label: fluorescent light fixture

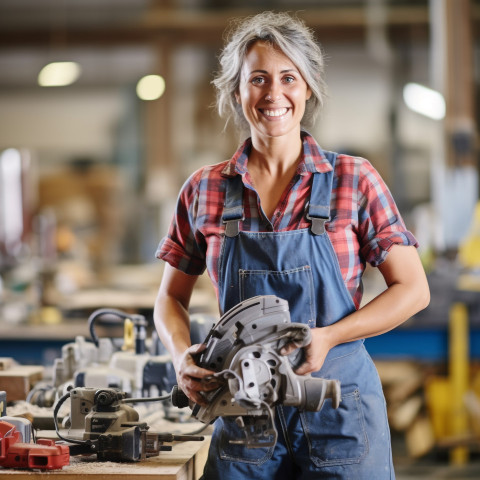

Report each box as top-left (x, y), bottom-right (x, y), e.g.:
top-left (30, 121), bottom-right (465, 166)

top-left (403, 82), bottom-right (446, 120)
top-left (38, 61), bottom-right (81, 87)
top-left (136, 75), bottom-right (166, 101)
top-left (0, 149), bottom-right (23, 251)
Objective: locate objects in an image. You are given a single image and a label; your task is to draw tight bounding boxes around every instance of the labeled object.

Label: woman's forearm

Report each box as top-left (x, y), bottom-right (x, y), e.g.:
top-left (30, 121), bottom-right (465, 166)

top-left (153, 263), bottom-right (199, 364)
top-left (325, 244), bottom-right (430, 348)
top-left (154, 292), bottom-right (192, 362)
top-left (294, 245), bottom-right (430, 375)
top-left (324, 276), bottom-right (430, 348)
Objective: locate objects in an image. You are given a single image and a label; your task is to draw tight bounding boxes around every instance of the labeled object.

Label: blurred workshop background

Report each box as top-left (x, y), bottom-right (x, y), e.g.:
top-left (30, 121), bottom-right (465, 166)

top-left (0, 0), bottom-right (479, 476)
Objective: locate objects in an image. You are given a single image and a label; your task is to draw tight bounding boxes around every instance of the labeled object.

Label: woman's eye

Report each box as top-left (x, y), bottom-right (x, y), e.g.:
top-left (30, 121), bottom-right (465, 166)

top-left (283, 76), bottom-right (295, 84)
top-left (251, 77), bottom-right (265, 85)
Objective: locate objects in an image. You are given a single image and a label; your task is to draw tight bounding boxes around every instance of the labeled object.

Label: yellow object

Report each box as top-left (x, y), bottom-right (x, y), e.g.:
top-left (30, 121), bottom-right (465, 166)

top-left (40, 306), bottom-right (62, 325)
top-left (459, 202), bottom-right (480, 269)
top-left (425, 303), bottom-right (471, 464)
top-left (122, 318), bottom-right (134, 352)
top-left (449, 302), bottom-right (470, 465)
top-left (425, 376), bottom-right (451, 439)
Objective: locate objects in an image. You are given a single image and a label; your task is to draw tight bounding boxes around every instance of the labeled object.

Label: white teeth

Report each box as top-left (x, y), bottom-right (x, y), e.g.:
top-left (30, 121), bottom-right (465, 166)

top-left (263, 108), bottom-right (288, 117)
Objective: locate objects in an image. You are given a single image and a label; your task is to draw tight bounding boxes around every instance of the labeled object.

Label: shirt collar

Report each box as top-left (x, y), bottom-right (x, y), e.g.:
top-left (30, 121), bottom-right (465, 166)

top-left (221, 131), bottom-right (332, 178)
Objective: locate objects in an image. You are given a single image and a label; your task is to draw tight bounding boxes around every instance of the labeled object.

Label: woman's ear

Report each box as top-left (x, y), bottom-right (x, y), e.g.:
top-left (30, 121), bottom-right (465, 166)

top-left (306, 86), bottom-right (312, 101)
top-left (234, 91), bottom-right (241, 104)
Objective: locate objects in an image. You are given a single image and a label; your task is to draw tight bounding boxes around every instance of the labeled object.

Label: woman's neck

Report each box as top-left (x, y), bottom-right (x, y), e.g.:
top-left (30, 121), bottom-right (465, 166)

top-left (246, 131), bottom-right (304, 220)
top-left (249, 131), bottom-right (303, 178)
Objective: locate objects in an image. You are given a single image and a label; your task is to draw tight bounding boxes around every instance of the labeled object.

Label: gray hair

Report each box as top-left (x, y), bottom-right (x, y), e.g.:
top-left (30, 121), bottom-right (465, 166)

top-left (212, 11), bottom-right (327, 134)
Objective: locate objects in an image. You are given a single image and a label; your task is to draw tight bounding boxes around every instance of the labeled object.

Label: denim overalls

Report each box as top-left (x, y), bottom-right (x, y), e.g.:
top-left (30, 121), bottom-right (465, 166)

top-left (202, 152), bottom-right (395, 480)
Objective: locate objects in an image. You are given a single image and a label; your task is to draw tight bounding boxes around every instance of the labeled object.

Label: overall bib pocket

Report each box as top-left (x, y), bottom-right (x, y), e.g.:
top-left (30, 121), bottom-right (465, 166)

top-left (239, 266), bottom-right (316, 327)
top-left (300, 388), bottom-right (369, 467)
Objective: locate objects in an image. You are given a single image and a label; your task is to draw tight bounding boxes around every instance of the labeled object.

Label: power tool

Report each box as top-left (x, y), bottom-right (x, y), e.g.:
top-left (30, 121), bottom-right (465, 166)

top-left (0, 420), bottom-right (70, 470)
top-left (54, 387), bottom-right (204, 462)
top-left (171, 295), bottom-right (341, 448)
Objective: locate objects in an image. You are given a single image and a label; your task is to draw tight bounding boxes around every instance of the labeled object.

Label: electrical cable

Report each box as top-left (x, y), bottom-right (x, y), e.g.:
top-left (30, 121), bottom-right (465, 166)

top-left (121, 392), bottom-right (173, 403)
top-left (88, 308), bottom-right (144, 347)
top-left (123, 391), bottom-right (213, 436)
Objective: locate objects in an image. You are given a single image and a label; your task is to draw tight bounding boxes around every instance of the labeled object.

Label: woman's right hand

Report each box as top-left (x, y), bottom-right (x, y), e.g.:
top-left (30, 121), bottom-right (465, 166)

top-left (174, 343), bottom-right (220, 406)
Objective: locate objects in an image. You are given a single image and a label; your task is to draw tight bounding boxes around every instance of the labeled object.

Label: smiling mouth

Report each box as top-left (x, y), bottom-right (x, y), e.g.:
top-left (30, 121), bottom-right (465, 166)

top-left (260, 107), bottom-right (289, 117)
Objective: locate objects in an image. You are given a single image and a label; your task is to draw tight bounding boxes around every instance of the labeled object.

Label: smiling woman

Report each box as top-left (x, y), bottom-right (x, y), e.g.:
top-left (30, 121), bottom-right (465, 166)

top-left (153, 11), bottom-right (429, 480)
top-left (235, 41), bottom-right (312, 143)
top-left (213, 11), bottom-right (326, 136)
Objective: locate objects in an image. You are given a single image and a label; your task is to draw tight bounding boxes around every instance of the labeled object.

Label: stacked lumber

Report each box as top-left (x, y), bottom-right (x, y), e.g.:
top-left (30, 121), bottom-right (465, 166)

top-left (375, 360), bottom-right (436, 458)
top-left (376, 360), bottom-right (480, 460)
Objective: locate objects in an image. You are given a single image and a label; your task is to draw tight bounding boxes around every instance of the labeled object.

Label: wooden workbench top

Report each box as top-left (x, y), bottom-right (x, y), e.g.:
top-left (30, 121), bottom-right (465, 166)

top-left (0, 437), bottom-right (210, 480)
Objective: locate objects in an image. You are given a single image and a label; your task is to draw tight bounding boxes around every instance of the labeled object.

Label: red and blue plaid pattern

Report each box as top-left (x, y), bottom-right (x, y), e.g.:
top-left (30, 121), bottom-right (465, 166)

top-left (156, 133), bottom-right (417, 308)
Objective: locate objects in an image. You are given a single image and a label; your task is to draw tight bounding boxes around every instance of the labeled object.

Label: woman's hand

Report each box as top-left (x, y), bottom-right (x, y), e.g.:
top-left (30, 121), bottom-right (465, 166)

top-left (174, 343), bottom-right (220, 406)
top-left (280, 246), bottom-right (430, 376)
top-left (280, 327), bottom-right (333, 375)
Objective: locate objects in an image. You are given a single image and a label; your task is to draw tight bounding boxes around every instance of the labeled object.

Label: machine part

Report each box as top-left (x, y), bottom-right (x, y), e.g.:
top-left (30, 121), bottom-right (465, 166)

top-left (0, 391), bottom-right (6, 416)
top-left (74, 362), bottom-right (133, 393)
top-left (88, 308), bottom-right (147, 351)
top-left (27, 309), bottom-right (208, 408)
top-left (122, 318), bottom-right (135, 352)
top-left (26, 335), bottom-right (115, 408)
top-left (142, 356), bottom-right (177, 397)
top-left (66, 387), bottom-right (98, 438)
top-left (0, 420), bottom-right (69, 470)
top-left (173, 295), bottom-right (341, 448)
top-left (0, 417), bottom-right (31, 443)
top-left (54, 387), bottom-right (204, 462)
top-left (26, 381), bottom-right (56, 408)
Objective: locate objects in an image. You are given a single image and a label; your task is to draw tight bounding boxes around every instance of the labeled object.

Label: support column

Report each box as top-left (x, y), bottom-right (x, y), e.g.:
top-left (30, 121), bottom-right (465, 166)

top-left (445, 0), bottom-right (476, 168)
top-left (429, 0), bottom-right (477, 253)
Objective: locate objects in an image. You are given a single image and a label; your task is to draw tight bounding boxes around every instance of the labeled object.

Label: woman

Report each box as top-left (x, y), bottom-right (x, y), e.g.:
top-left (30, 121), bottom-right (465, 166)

top-left (154, 11), bottom-right (430, 480)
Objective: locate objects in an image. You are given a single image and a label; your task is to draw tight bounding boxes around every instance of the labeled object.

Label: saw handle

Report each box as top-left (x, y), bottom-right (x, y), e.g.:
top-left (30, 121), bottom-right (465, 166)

top-left (287, 347), bottom-right (306, 370)
top-left (170, 385), bottom-right (190, 408)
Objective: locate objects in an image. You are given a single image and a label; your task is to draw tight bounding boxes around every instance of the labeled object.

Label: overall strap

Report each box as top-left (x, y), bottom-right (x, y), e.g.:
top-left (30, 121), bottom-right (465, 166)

top-left (222, 174), bottom-right (244, 237)
top-left (307, 151), bottom-right (337, 235)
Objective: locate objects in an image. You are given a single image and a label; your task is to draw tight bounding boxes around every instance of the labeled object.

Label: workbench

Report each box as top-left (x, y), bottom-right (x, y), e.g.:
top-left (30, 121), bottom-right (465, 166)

top-left (0, 437), bottom-right (210, 480)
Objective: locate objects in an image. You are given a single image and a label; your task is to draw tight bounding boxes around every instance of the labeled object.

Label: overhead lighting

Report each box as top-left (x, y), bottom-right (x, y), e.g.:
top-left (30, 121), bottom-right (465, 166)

top-left (0, 149), bottom-right (23, 253)
top-left (38, 61), bottom-right (81, 87)
top-left (403, 82), bottom-right (446, 120)
top-left (136, 75), bottom-right (166, 101)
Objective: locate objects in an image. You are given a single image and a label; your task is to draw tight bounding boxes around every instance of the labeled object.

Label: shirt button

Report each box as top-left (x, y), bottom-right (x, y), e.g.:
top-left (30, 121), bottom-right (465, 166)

top-left (266, 224), bottom-right (273, 231)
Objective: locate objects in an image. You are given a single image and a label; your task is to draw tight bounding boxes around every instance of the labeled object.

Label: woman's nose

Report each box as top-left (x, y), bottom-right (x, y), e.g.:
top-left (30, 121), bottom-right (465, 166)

top-left (265, 82), bottom-right (281, 102)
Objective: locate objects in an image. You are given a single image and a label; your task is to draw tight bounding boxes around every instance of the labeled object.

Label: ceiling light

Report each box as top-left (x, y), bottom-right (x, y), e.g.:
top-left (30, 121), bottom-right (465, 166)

top-left (0, 149), bottom-right (23, 252)
top-left (38, 61), bottom-right (81, 87)
top-left (136, 75), bottom-right (166, 101)
top-left (403, 82), bottom-right (446, 120)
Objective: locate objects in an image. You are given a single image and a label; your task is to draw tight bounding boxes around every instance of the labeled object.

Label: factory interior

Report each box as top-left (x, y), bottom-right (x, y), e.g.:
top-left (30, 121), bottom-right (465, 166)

top-left (0, 0), bottom-right (480, 478)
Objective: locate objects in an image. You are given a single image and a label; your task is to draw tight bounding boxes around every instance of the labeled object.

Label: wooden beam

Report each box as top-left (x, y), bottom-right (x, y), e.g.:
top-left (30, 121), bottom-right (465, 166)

top-left (0, 5), bottom-right (437, 49)
top-left (445, 0), bottom-right (476, 167)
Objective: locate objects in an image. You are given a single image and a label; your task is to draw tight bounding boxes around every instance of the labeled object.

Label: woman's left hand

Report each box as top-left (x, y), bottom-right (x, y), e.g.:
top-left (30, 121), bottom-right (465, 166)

top-left (280, 326), bottom-right (332, 375)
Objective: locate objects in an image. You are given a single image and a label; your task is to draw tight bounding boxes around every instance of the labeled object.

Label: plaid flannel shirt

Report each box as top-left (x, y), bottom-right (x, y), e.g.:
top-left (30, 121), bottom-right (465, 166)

top-left (156, 132), bottom-right (417, 309)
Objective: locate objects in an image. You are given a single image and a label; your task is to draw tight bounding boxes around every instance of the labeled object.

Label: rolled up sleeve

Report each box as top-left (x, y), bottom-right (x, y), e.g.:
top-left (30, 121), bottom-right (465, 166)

top-left (357, 160), bottom-right (418, 267)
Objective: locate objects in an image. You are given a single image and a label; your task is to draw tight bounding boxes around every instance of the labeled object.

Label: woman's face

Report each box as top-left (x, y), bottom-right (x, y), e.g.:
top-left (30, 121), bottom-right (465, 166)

top-left (236, 41), bottom-right (312, 140)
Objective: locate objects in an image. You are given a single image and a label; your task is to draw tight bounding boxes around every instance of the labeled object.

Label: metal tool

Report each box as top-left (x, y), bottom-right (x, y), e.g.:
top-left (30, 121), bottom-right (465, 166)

top-left (172, 295), bottom-right (341, 448)
top-left (54, 387), bottom-right (204, 462)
